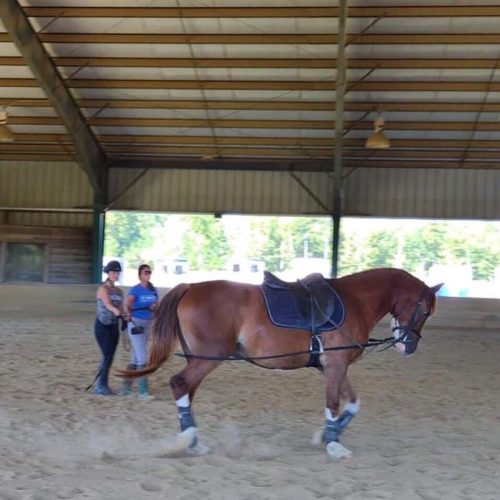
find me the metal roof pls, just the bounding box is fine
[2,1,500,194]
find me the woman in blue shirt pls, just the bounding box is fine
[122,264,158,399]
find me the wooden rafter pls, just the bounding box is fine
[109,156,500,171]
[22,6,500,18]
[5,56,500,70]
[5,78,500,93]
[4,142,500,162]
[6,98,500,113]
[0,152,494,170]
[8,115,500,132]
[9,134,500,150]
[4,32,500,45]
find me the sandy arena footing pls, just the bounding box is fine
[1,284,499,499]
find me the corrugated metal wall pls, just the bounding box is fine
[109,166,500,220]
[1,160,500,221]
[109,168,334,215]
[0,160,93,227]
[343,168,500,220]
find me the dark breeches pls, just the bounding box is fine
[94,319,120,386]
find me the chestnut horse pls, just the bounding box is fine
[122,268,442,458]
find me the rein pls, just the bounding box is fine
[172,286,433,363]
[174,335,398,362]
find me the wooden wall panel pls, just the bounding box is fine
[0,224,92,284]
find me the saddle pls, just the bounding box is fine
[261,271,345,334]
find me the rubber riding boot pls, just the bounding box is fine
[120,363,136,396]
[93,362,116,396]
[137,364,155,400]
[93,383,116,396]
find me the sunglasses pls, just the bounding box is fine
[143,270,152,274]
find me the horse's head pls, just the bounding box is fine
[390,282,443,356]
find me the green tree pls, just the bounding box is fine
[261,219,284,271]
[247,218,274,262]
[338,229,359,275]
[467,225,500,280]
[181,215,230,270]
[404,223,448,272]
[338,223,370,275]
[104,211,162,267]
[364,229,399,268]
[289,218,331,258]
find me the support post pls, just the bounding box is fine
[331,0,349,277]
[91,192,106,284]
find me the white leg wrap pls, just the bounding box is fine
[325,408,338,421]
[175,394,190,408]
[343,398,361,415]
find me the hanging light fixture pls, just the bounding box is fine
[365,114,390,149]
[0,108,14,142]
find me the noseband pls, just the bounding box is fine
[391,289,432,346]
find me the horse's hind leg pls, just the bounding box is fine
[170,359,222,450]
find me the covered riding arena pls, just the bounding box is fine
[1,1,500,498]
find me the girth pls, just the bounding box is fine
[261,271,346,368]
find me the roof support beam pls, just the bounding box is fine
[7,78,500,93]
[1,154,498,170]
[22,6,500,18]
[6,142,500,160]
[4,32,500,46]
[109,157,500,172]
[8,98,500,113]
[10,133,500,151]
[2,32,500,45]
[111,157,332,172]
[6,56,500,70]
[0,0,108,195]
[16,115,500,132]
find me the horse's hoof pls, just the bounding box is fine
[311,428,324,447]
[155,427,197,457]
[186,442,210,456]
[326,441,352,459]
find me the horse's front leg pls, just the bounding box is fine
[337,376,361,434]
[322,360,355,458]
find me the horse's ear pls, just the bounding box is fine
[430,283,444,294]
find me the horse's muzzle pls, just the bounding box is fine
[403,335,420,356]
[391,318,420,356]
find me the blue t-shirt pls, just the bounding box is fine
[128,284,158,320]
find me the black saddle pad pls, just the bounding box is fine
[260,278,345,332]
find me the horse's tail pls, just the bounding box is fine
[119,283,190,379]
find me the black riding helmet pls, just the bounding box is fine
[103,260,122,273]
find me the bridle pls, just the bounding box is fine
[390,288,432,347]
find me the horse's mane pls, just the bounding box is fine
[335,267,425,287]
